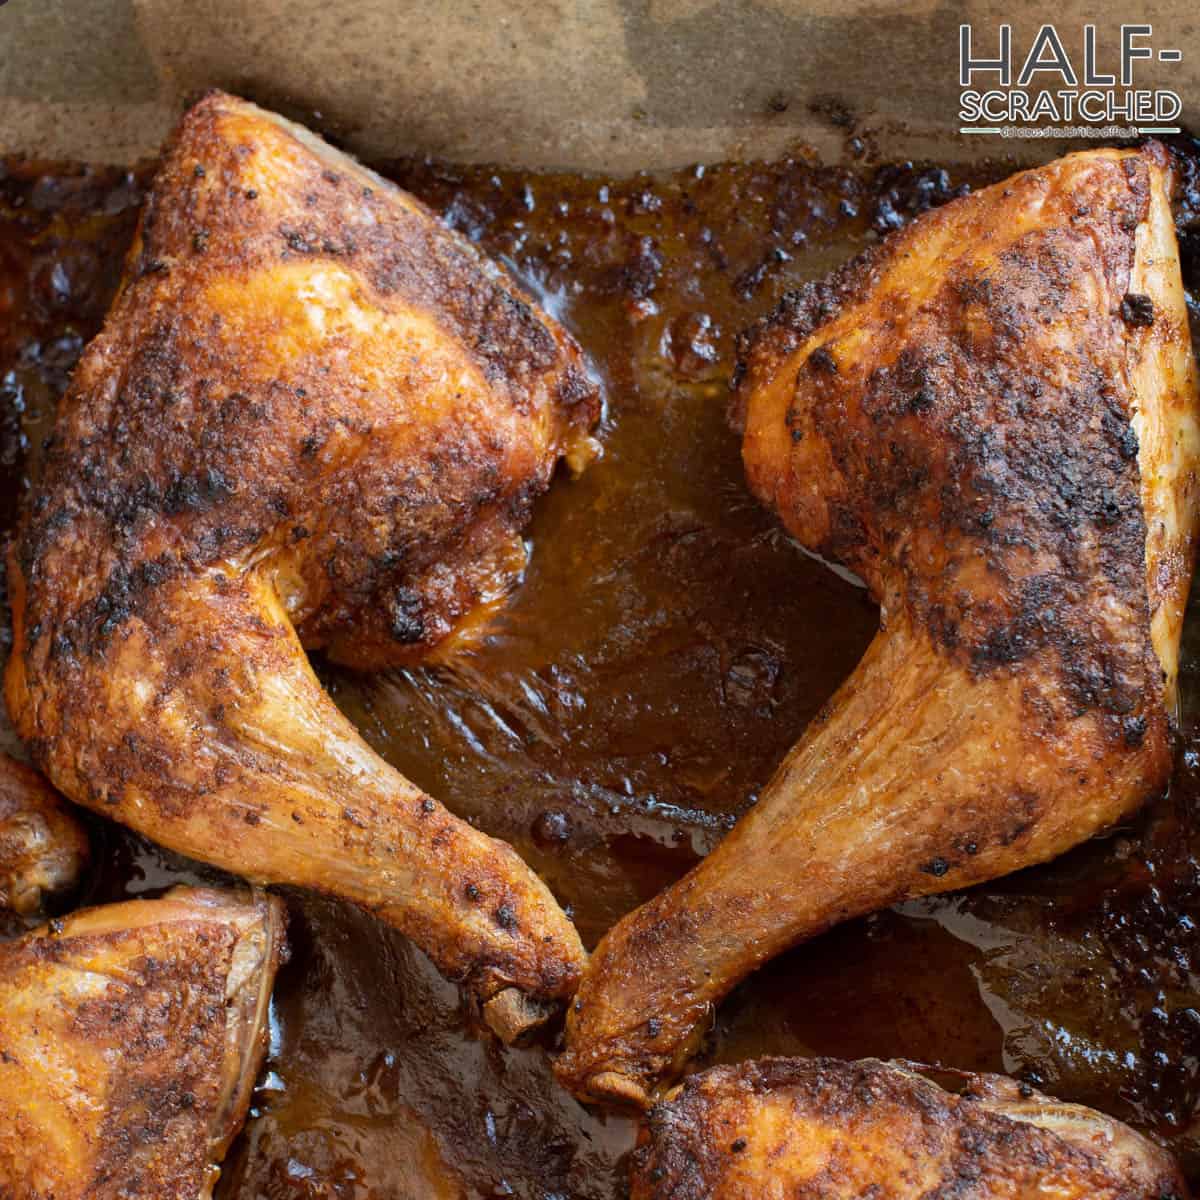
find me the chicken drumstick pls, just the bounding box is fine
[558,144,1200,1104]
[5,93,599,1038]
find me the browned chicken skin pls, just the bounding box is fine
[0,885,284,1199]
[0,752,88,914]
[559,145,1200,1104]
[630,1058,1190,1199]
[4,92,599,1037]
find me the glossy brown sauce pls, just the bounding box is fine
[1,140,1198,1196]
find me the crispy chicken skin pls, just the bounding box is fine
[630,1058,1189,1199]
[0,886,284,1199]
[4,92,598,1037]
[558,145,1200,1105]
[0,753,88,914]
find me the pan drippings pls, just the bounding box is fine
[1,142,1197,1197]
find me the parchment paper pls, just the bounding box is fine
[2,0,1199,169]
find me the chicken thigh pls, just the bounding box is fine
[559,144,1200,1103]
[631,1058,1189,1199]
[0,886,284,1199]
[5,92,599,1038]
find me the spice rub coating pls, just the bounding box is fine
[0,886,285,1199]
[631,1057,1189,1199]
[0,752,88,915]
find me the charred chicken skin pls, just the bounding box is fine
[0,752,88,914]
[630,1057,1190,1199]
[5,92,599,1038]
[0,886,284,1199]
[559,145,1200,1105]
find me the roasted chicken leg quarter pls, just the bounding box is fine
[558,144,1200,1104]
[5,92,600,1039]
[0,886,285,1199]
[0,752,88,915]
[630,1058,1190,1199]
